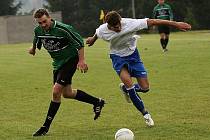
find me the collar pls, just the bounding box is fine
[50,19,56,29]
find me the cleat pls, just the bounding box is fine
[93,98,105,120]
[119,83,131,103]
[32,126,49,136]
[144,113,154,127]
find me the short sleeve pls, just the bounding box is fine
[96,27,103,39]
[130,18,148,31]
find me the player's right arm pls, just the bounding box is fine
[86,34,98,46]
[29,28,42,55]
[28,37,37,56]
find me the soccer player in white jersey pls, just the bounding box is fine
[86,11,191,127]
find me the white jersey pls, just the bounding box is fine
[95,18,148,57]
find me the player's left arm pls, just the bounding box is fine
[147,19,191,31]
[65,26,88,73]
[77,47,88,73]
[29,28,42,56]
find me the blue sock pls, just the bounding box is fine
[134,84,141,91]
[127,86,148,115]
[122,83,149,93]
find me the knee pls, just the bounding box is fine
[140,84,149,93]
[52,85,63,101]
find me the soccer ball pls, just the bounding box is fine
[115,128,134,140]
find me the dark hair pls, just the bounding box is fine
[105,11,121,26]
[33,8,50,18]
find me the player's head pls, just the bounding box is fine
[157,0,165,5]
[34,8,52,31]
[105,11,122,32]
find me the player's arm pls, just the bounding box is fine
[65,26,88,72]
[28,36,38,56]
[86,33,98,46]
[77,47,88,73]
[29,29,42,55]
[147,19,191,31]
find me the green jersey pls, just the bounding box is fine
[33,20,84,70]
[153,3,173,20]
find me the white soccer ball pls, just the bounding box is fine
[115,128,134,140]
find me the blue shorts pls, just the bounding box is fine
[110,49,147,78]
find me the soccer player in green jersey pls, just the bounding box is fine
[153,0,173,52]
[28,8,105,136]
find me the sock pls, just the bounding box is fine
[165,38,169,48]
[127,86,148,115]
[122,83,149,93]
[135,84,149,93]
[75,89,99,105]
[43,101,61,128]
[160,39,166,49]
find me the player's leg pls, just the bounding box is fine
[120,79,149,94]
[165,33,169,49]
[136,77,149,93]
[160,33,166,50]
[33,57,77,136]
[127,50,154,126]
[163,26,170,52]
[119,67,148,115]
[158,25,167,51]
[33,82,63,136]
[136,77,154,126]
[62,86,105,120]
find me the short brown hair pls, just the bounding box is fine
[33,8,50,18]
[105,11,121,26]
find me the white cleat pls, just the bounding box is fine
[119,83,131,103]
[144,113,154,127]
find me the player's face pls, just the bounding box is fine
[36,15,52,31]
[158,0,164,4]
[108,23,122,32]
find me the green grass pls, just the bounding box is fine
[0,31,210,140]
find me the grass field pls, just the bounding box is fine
[0,31,210,140]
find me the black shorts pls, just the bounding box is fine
[53,56,79,86]
[158,25,170,34]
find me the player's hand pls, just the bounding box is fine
[177,22,191,31]
[77,60,88,73]
[28,47,36,55]
[86,37,95,46]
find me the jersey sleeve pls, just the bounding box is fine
[66,25,84,49]
[127,18,148,32]
[95,25,104,39]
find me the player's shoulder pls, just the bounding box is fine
[122,18,147,24]
[122,18,133,21]
[55,20,71,29]
[153,4,160,10]
[34,25,42,34]
[97,23,108,31]
[164,3,172,8]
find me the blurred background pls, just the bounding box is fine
[0,0,210,44]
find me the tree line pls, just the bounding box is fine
[1,0,210,36]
